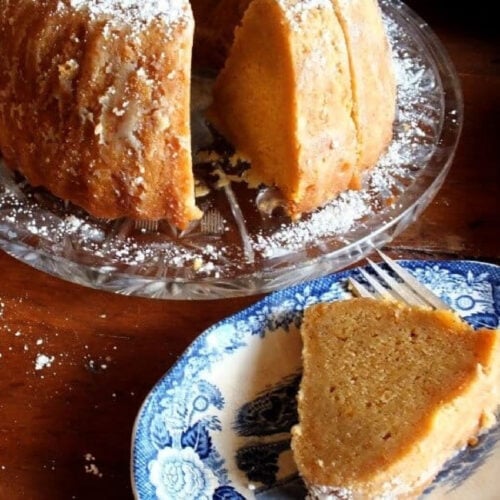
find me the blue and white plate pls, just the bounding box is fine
[131,260,500,499]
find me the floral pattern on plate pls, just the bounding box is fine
[132,260,500,499]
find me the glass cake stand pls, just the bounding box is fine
[0,0,463,300]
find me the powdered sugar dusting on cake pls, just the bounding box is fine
[62,0,189,28]
[278,0,332,29]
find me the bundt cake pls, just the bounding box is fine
[292,298,500,499]
[0,0,396,228]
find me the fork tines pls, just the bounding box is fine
[134,219,160,233]
[200,209,225,235]
[348,250,452,310]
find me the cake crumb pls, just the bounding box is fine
[84,453,103,478]
[192,257,203,271]
[84,463,103,477]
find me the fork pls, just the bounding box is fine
[348,250,452,310]
[134,219,160,233]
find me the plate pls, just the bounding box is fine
[0,1,463,299]
[131,259,500,499]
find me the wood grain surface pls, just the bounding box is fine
[0,3,498,499]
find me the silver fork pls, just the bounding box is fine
[134,219,160,233]
[348,250,452,310]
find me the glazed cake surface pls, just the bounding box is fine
[0,0,201,229]
[0,0,395,227]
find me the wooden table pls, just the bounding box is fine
[0,3,498,499]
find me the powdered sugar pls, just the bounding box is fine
[278,0,333,30]
[62,0,188,28]
[254,192,370,258]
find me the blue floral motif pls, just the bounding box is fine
[139,375,232,498]
[317,281,350,303]
[233,374,301,437]
[409,263,499,327]
[181,422,213,459]
[235,440,291,486]
[213,485,246,500]
[149,415,172,450]
[149,447,218,500]
[132,260,500,499]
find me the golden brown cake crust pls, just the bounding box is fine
[0,0,202,229]
[292,298,500,499]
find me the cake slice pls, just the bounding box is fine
[208,0,358,218]
[291,298,500,499]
